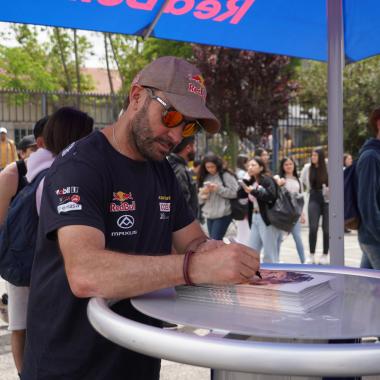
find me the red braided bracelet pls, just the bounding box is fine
[183,250,195,286]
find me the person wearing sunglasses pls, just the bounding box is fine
[22,56,260,380]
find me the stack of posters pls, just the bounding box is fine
[176,270,337,314]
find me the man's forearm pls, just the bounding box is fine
[183,235,209,253]
[66,249,185,300]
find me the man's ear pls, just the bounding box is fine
[129,85,145,110]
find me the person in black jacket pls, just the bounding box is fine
[238,157,281,263]
[300,148,329,264]
[167,136,198,218]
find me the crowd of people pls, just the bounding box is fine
[178,108,380,273]
[179,148,332,265]
[0,55,378,379]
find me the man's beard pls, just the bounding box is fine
[130,101,175,161]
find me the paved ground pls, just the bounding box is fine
[0,227,367,379]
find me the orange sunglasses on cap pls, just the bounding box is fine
[145,87,201,138]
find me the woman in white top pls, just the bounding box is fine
[238,157,280,263]
[275,157,305,263]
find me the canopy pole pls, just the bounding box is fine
[143,0,170,39]
[327,0,345,266]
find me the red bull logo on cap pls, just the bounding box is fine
[189,74,205,87]
[188,73,206,99]
[78,0,256,25]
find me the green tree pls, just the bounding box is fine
[0,25,58,90]
[191,46,298,139]
[48,27,94,93]
[0,24,94,93]
[297,57,380,155]
[190,46,298,168]
[107,35,192,93]
[0,46,58,90]
[142,38,192,62]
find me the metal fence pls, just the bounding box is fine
[0,89,327,170]
[201,103,327,171]
[0,89,124,143]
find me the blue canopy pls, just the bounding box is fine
[2,0,378,265]
[1,0,380,62]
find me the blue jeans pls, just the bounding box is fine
[278,219,305,263]
[290,220,305,263]
[207,215,232,240]
[359,243,380,270]
[248,213,281,263]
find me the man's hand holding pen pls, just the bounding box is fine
[189,240,260,286]
[227,237,262,281]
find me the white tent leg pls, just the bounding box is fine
[327,0,345,265]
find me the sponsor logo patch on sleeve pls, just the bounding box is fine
[57,202,83,214]
[56,186,79,196]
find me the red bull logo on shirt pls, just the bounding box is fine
[113,191,133,202]
[78,0,256,25]
[110,191,136,212]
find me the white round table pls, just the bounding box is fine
[87,264,380,378]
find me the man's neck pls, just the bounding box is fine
[103,118,145,161]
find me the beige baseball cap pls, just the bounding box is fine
[133,56,220,134]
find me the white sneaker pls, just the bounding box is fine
[305,254,316,264]
[319,254,330,265]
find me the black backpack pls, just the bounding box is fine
[15,159,28,195]
[0,169,48,286]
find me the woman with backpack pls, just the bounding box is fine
[238,157,281,263]
[0,107,93,376]
[300,148,329,264]
[197,154,239,240]
[0,117,47,376]
[275,157,306,263]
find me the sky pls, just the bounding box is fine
[0,21,107,68]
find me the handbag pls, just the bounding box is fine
[267,180,304,232]
[219,172,247,221]
[230,198,248,221]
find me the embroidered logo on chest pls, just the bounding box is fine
[110,191,136,213]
